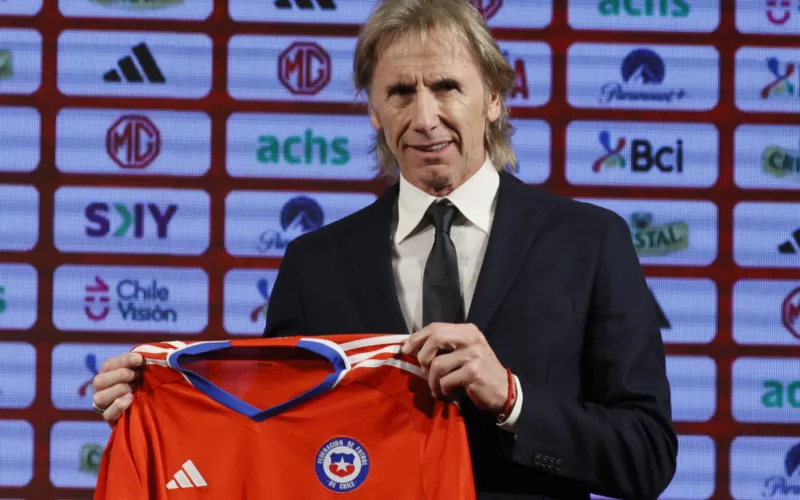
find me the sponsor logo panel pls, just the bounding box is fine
[566,120,718,188]
[229,0,373,24]
[0,28,41,95]
[0,263,38,331]
[0,0,42,16]
[497,41,551,108]
[51,343,135,410]
[472,0,552,29]
[0,342,35,409]
[226,112,376,181]
[53,186,210,256]
[732,357,800,424]
[646,277,717,344]
[575,198,718,267]
[223,268,279,336]
[735,123,800,190]
[733,279,800,345]
[228,35,363,103]
[730,436,800,499]
[52,265,208,334]
[58,30,212,100]
[0,420,33,487]
[49,421,111,489]
[666,355,717,422]
[56,108,210,177]
[567,43,719,111]
[508,118,551,185]
[0,106,39,173]
[225,191,377,258]
[734,201,800,268]
[0,185,39,252]
[59,0,212,20]
[737,0,800,35]
[736,47,800,114]
[569,0,720,33]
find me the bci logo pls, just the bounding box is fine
[594,130,683,173]
[278,42,331,95]
[85,202,177,238]
[258,129,349,165]
[106,115,160,169]
[84,276,177,323]
[258,196,324,252]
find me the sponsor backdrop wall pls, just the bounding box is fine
[0,0,798,498]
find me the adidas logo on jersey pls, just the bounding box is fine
[166,459,207,490]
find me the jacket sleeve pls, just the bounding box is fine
[502,211,678,500]
[263,240,306,338]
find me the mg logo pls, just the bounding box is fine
[472,0,503,20]
[278,42,331,95]
[106,115,160,169]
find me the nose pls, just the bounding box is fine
[409,89,440,135]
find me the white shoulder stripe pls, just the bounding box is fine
[346,345,401,364]
[339,334,409,352]
[133,345,176,354]
[351,358,425,380]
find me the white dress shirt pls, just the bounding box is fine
[391,158,523,432]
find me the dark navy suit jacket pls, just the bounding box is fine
[264,171,678,499]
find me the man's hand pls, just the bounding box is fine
[401,323,509,414]
[92,352,144,426]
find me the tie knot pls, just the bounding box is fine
[425,200,458,234]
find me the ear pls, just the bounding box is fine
[369,106,382,131]
[485,90,501,123]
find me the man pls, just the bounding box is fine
[91,0,678,498]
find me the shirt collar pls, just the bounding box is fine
[394,157,500,244]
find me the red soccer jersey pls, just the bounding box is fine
[94,334,475,499]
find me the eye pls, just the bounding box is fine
[387,84,415,97]
[433,79,460,93]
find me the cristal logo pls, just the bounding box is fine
[250,278,271,323]
[629,212,688,256]
[766,0,798,25]
[501,50,529,100]
[106,115,160,169]
[761,442,800,497]
[0,285,5,315]
[600,48,687,104]
[77,354,100,397]
[85,277,110,321]
[471,0,502,21]
[598,0,689,17]
[594,130,683,173]
[761,57,796,99]
[257,130,349,165]
[85,202,177,238]
[278,42,331,95]
[79,443,103,475]
[782,287,800,340]
[763,142,800,179]
[258,196,325,252]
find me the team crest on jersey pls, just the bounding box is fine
[314,437,370,492]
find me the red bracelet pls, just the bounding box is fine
[498,367,515,421]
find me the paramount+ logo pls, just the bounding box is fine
[278,42,331,95]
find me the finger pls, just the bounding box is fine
[438,363,475,399]
[92,378,137,412]
[92,366,142,396]
[417,326,473,370]
[428,351,468,399]
[103,392,134,425]
[401,323,438,356]
[100,352,143,374]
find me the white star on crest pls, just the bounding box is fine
[333,457,351,472]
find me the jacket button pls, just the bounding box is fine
[533,454,542,466]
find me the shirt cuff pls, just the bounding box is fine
[497,374,522,433]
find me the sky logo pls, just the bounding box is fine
[594,130,626,171]
[762,57,796,99]
[85,202,177,239]
[257,196,325,253]
[250,278,271,323]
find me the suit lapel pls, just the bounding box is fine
[467,172,547,333]
[344,183,409,334]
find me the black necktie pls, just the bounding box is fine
[422,201,464,327]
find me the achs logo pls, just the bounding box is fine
[778,228,800,254]
[782,287,800,340]
[90,0,183,8]
[649,288,671,329]
[762,443,800,497]
[104,43,165,84]
[85,277,110,321]
[257,196,324,252]
[766,0,799,25]
[471,0,503,20]
[250,278,271,323]
[594,130,684,173]
[315,437,370,493]
[763,142,800,179]
[761,57,796,99]
[0,49,11,79]
[85,202,178,239]
[501,50,529,100]
[257,129,349,165]
[278,42,331,95]
[599,0,689,17]
[77,354,100,397]
[600,48,687,105]
[629,212,688,256]
[79,443,103,475]
[274,0,336,9]
[107,115,161,169]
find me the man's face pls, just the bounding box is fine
[368,29,500,195]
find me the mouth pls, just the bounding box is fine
[408,141,453,153]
